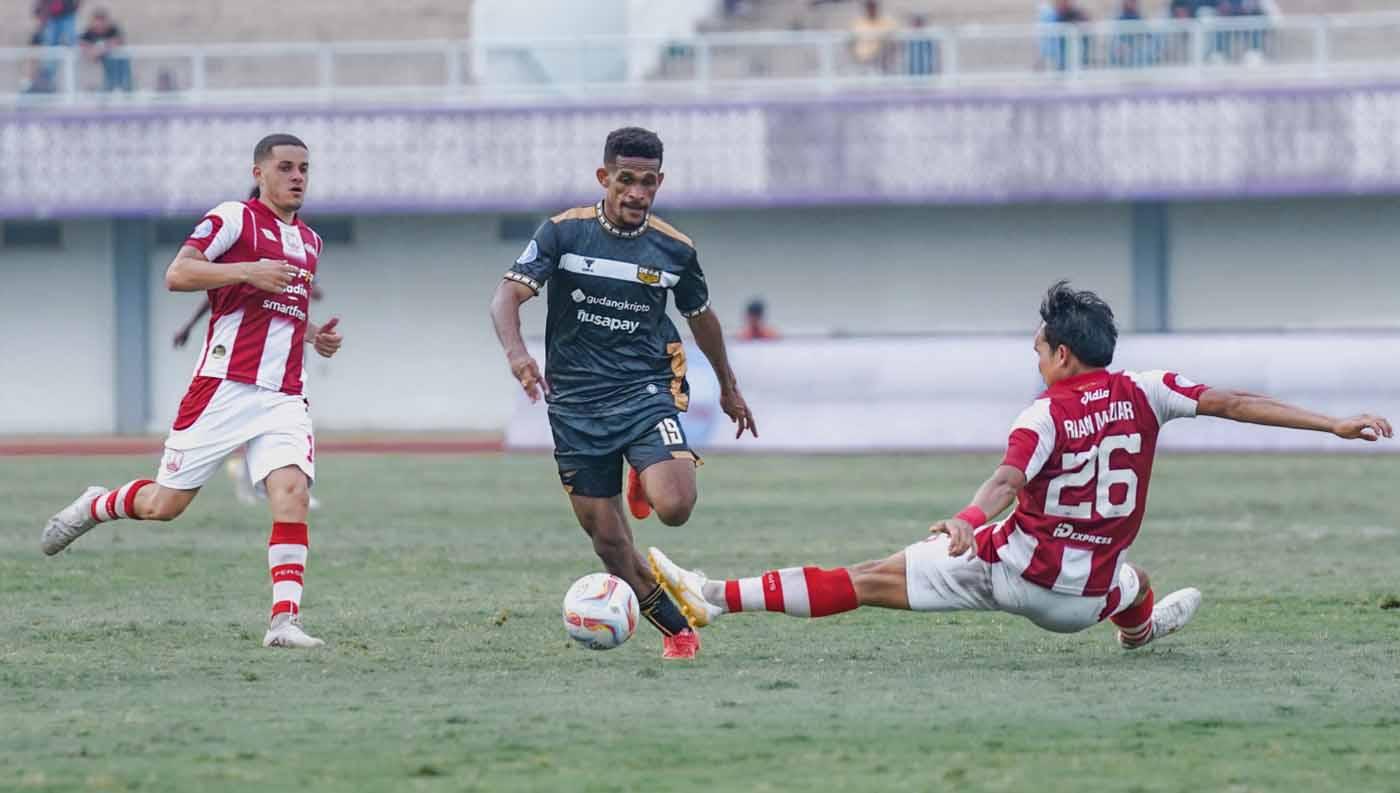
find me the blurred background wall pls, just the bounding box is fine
[1,0,1397,445]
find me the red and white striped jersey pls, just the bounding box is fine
[181,199,322,396]
[976,369,1210,598]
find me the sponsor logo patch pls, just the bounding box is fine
[516,239,538,265]
[190,219,214,239]
[262,229,278,242]
[637,267,662,286]
[1080,388,1111,406]
[163,449,184,473]
[1051,523,1113,545]
[576,309,640,334]
[575,294,650,313]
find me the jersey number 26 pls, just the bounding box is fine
[1044,433,1141,520]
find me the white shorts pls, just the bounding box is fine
[904,534,1140,634]
[156,379,315,492]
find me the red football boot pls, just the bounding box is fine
[626,466,652,520]
[661,628,700,660]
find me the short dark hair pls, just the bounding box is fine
[604,127,663,167]
[253,133,307,163]
[1039,280,1117,367]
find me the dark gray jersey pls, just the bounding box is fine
[506,202,710,420]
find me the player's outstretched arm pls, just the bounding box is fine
[490,279,547,403]
[930,465,1027,556]
[687,310,757,438]
[165,245,297,294]
[1196,388,1393,442]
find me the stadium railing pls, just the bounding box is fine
[1,12,1398,107]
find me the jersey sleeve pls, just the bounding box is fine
[183,202,246,262]
[1001,398,1057,480]
[673,248,710,318]
[1129,370,1211,426]
[504,220,560,295]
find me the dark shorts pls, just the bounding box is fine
[551,410,699,498]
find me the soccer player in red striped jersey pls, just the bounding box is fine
[41,134,344,649]
[650,281,1392,649]
[174,278,327,511]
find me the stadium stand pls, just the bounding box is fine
[701,0,1394,32]
[2,1,475,96]
[3,1,473,46]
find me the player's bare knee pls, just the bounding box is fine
[653,496,694,527]
[265,472,309,510]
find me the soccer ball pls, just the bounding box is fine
[562,573,639,650]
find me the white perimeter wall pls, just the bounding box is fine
[3,197,1397,433]
[0,221,114,433]
[1169,198,1400,330]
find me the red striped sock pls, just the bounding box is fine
[722,566,859,618]
[1112,587,1155,647]
[268,522,308,618]
[89,480,154,523]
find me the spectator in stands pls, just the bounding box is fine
[1111,0,1151,67]
[1161,1,1195,64]
[849,0,896,74]
[723,0,753,17]
[80,8,130,92]
[1236,0,1270,61]
[21,27,56,94]
[904,14,937,77]
[736,299,780,341]
[1044,0,1091,71]
[34,0,80,47]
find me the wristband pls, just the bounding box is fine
[954,505,987,528]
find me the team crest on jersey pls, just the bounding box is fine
[515,240,538,265]
[636,266,662,285]
[163,449,184,473]
[191,219,214,239]
[211,344,227,359]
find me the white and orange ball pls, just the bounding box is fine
[562,573,639,650]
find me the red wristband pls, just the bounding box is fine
[954,505,987,528]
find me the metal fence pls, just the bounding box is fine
[3,12,1400,107]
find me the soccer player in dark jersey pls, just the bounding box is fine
[490,127,758,660]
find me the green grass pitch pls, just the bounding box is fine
[3,452,1399,792]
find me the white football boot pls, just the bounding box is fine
[1119,587,1202,649]
[262,613,325,648]
[648,547,724,628]
[41,486,108,556]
